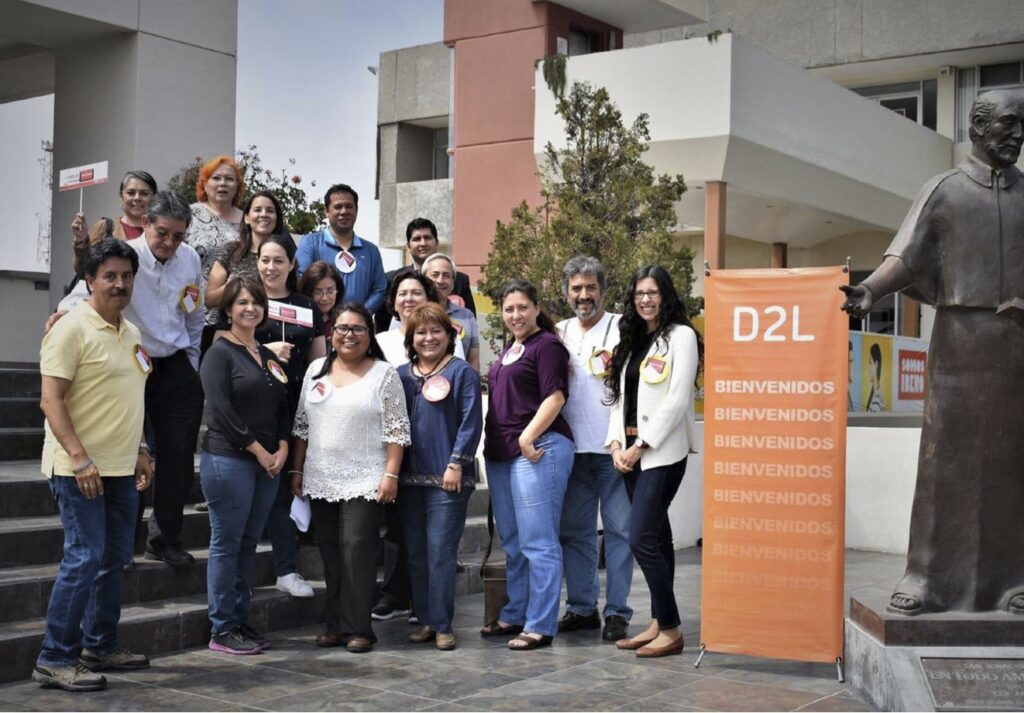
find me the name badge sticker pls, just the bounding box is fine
[179,284,201,313]
[306,379,331,403]
[267,359,288,384]
[451,319,466,339]
[502,344,525,365]
[133,344,152,375]
[422,375,452,402]
[335,250,357,274]
[587,348,613,378]
[640,355,671,384]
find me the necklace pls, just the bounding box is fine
[230,331,260,355]
[413,354,453,379]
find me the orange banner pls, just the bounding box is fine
[701,267,847,664]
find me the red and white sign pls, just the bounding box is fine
[268,300,314,328]
[58,161,109,191]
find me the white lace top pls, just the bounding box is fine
[293,358,411,502]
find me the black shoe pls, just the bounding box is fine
[238,625,271,649]
[602,615,629,641]
[145,544,195,567]
[557,610,601,632]
[371,593,411,621]
[208,630,264,655]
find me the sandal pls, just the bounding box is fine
[886,592,923,616]
[508,633,553,651]
[480,621,524,638]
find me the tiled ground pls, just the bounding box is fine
[0,548,903,711]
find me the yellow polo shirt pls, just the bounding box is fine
[40,301,149,478]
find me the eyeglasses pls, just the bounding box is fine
[311,288,337,298]
[330,325,368,336]
[634,290,662,301]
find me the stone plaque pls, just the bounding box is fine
[921,658,1024,711]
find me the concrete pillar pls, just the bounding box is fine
[771,242,788,268]
[49,30,235,308]
[704,181,726,270]
[900,295,921,337]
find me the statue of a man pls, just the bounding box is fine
[842,89,1024,616]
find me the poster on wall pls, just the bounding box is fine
[893,337,928,411]
[702,267,847,665]
[848,335,863,411]
[859,333,893,413]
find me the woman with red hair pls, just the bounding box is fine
[187,155,246,296]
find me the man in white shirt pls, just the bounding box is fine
[556,256,634,641]
[124,191,205,567]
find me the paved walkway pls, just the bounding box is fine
[0,548,904,711]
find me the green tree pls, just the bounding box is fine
[478,81,699,344]
[167,146,325,234]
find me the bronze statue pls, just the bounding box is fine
[841,89,1024,616]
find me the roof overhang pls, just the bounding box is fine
[534,34,954,247]
[540,0,706,33]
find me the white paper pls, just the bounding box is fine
[289,495,311,532]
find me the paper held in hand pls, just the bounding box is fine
[58,160,109,212]
[268,301,315,328]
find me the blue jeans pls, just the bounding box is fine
[486,432,574,636]
[399,485,471,633]
[265,463,298,577]
[560,452,634,620]
[624,457,687,629]
[200,452,278,635]
[38,475,139,667]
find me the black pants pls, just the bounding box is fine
[146,350,203,549]
[311,497,379,641]
[379,503,410,606]
[623,456,687,629]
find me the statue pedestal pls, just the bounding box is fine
[847,593,1024,711]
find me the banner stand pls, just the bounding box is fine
[693,644,846,683]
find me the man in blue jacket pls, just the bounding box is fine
[296,184,386,313]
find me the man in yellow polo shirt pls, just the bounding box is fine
[33,238,155,693]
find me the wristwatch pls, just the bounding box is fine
[634,438,650,450]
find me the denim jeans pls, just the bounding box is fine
[200,452,278,635]
[399,485,471,633]
[560,452,634,620]
[486,431,574,636]
[37,475,139,667]
[624,457,687,629]
[265,459,298,578]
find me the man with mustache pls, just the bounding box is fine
[554,256,634,641]
[842,89,1024,616]
[34,239,154,691]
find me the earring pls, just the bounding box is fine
[227,317,232,324]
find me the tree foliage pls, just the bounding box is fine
[478,82,699,343]
[167,146,326,235]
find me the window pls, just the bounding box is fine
[955,61,1024,142]
[852,81,937,130]
[849,270,897,335]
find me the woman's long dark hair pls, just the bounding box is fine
[498,279,556,346]
[604,265,704,404]
[257,233,299,293]
[314,302,387,378]
[229,191,286,264]
[386,272,440,318]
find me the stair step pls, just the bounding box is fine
[0,428,44,462]
[0,368,40,400]
[0,399,42,429]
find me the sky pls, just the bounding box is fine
[1,0,444,273]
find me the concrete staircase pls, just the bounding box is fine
[0,364,491,684]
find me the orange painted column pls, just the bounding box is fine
[704,181,727,270]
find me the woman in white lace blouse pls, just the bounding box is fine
[290,302,410,654]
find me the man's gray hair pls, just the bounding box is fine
[562,256,606,294]
[968,90,1019,143]
[147,190,192,228]
[423,252,456,272]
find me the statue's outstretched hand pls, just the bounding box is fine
[840,284,873,318]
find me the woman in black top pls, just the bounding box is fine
[200,276,291,655]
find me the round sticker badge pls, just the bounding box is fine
[179,283,201,313]
[501,344,525,366]
[587,348,613,378]
[133,344,152,375]
[451,319,466,339]
[306,379,331,404]
[640,355,671,384]
[267,359,288,384]
[335,250,357,274]
[422,375,452,402]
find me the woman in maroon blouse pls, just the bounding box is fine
[482,279,574,650]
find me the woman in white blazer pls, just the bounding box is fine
[604,265,702,659]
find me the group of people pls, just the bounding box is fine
[32,154,702,693]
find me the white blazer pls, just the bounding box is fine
[605,324,699,470]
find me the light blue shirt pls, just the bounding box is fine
[296,229,387,313]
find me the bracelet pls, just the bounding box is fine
[383,473,399,481]
[72,458,94,475]
[447,462,463,470]
[288,470,304,476]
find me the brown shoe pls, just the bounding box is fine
[435,632,456,651]
[316,632,343,648]
[616,634,656,651]
[408,625,435,643]
[636,636,684,658]
[346,636,373,653]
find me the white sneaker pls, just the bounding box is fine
[276,573,314,598]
